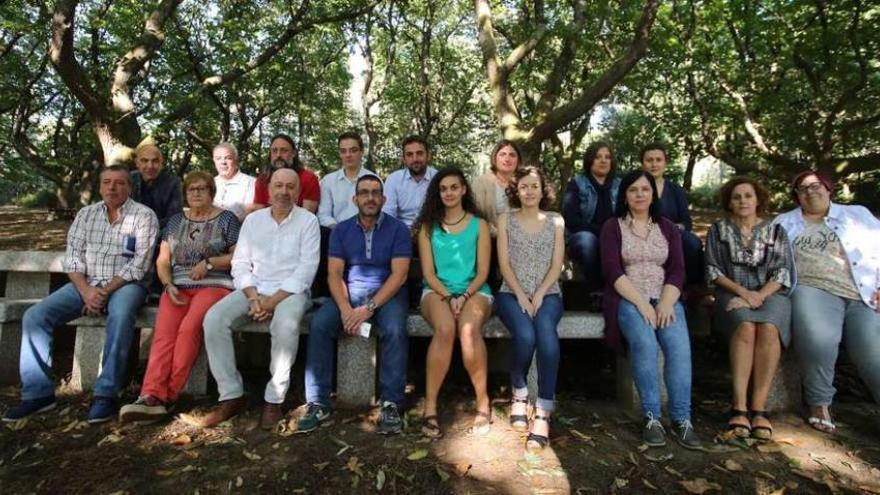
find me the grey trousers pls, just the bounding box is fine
[203,290,311,404]
[792,285,880,407]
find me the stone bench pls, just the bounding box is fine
[68,306,611,408]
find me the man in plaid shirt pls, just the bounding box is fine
[3,165,159,424]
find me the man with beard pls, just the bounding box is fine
[3,166,159,423]
[131,143,182,229]
[212,142,256,221]
[298,175,412,435]
[382,135,437,229]
[253,133,320,213]
[190,168,320,430]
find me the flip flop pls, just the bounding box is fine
[421,415,443,439]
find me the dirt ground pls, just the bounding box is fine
[1,207,879,494]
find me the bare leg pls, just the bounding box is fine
[729,322,756,428]
[751,323,781,433]
[457,295,492,417]
[422,293,457,418]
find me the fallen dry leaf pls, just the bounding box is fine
[435,465,450,482]
[235,476,243,488]
[679,478,722,494]
[313,462,330,471]
[455,462,472,477]
[376,469,386,490]
[758,471,776,480]
[345,456,364,477]
[644,452,674,463]
[664,466,683,478]
[242,450,261,461]
[756,443,782,453]
[98,433,123,447]
[642,479,658,490]
[723,459,744,472]
[407,449,429,461]
[6,419,28,431]
[170,433,192,446]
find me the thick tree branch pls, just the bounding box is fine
[49,0,104,116]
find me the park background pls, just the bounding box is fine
[1,1,879,494]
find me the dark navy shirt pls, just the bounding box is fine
[131,170,183,230]
[328,213,412,294]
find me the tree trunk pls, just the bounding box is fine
[683,147,698,191]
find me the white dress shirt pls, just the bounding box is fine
[214,171,256,220]
[317,166,377,228]
[231,206,320,295]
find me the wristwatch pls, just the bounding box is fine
[204,258,214,270]
[365,298,377,313]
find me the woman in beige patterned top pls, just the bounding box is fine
[495,166,565,451]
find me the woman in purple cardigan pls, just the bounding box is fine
[600,170,702,450]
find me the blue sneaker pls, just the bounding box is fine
[295,403,331,434]
[2,396,57,422]
[87,396,119,424]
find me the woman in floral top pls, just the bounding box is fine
[705,176,793,440]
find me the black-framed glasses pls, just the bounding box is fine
[795,183,824,195]
[187,186,209,193]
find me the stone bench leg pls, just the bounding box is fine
[616,351,667,415]
[335,336,377,407]
[766,351,802,412]
[0,322,22,384]
[183,348,209,397]
[71,326,106,392]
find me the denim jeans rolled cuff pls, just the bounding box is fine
[495,292,562,414]
[617,299,693,422]
[792,284,880,407]
[20,282,146,400]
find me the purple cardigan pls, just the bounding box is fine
[599,216,685,352]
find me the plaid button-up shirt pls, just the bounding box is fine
[63,198,159,287]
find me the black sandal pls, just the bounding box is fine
[509,397,529,432]
[727,408,751,438]
[750,410,772,441]
[526,414,550,451]
[421,415,443,439]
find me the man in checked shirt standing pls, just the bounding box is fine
[2,165,159,424]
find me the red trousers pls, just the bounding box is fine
[140,287,230,402]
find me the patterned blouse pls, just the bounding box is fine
[619,217,669,299]
[499,212,561,296]
[705,218,793,291]
[164,210,241,289]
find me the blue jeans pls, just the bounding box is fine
[495,292,562,411]
[617,299,692,422]
[20,282,147,400]
[792,285,880,407]
[681,230,704,286]
[566,231,601,289]
[304,288,409,408]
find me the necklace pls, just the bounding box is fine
[626,216,653,240]
[442,212,468,226]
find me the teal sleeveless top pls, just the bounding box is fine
[426,216,492,296]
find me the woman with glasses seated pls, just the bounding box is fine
[773,171,880,434]
[120,171,241,424]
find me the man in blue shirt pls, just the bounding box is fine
[382,135,437,228]
[298,175,412,435]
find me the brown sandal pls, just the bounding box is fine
[750,410,772,440]
[421,415,443,439]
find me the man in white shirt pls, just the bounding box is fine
[193,168,320,429]
[317,132,377,228]
[212,142,256,220]
[382,135,437,228]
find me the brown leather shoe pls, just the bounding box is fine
[260,403,283,430]
[182,396,248,428]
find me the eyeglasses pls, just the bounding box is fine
[795,182,825,195]
[187,186,209,193]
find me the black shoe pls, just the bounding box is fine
[642,414,666,447]
[673,419,702,450]
[376,402,402,435]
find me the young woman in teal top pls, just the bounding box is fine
[415,167,493,438]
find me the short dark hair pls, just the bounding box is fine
[183,171,217,204]
[490,140,522,172]
[639,142,668,162]
[337,131,364,150]
[719,176,769,215]
[506,166,555,210]
[401,135,429,154]
[356,174,383,194]
[101,165,133,186]
[582,141,617,177]
[616,169,661,221]
[790,170,834,204]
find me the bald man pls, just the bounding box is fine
[194,168,320,430]
[131,143,182,229]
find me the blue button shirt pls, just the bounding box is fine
[382,166,437,228]
[328,213,413,294]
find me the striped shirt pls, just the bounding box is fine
[63,198,160,287]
